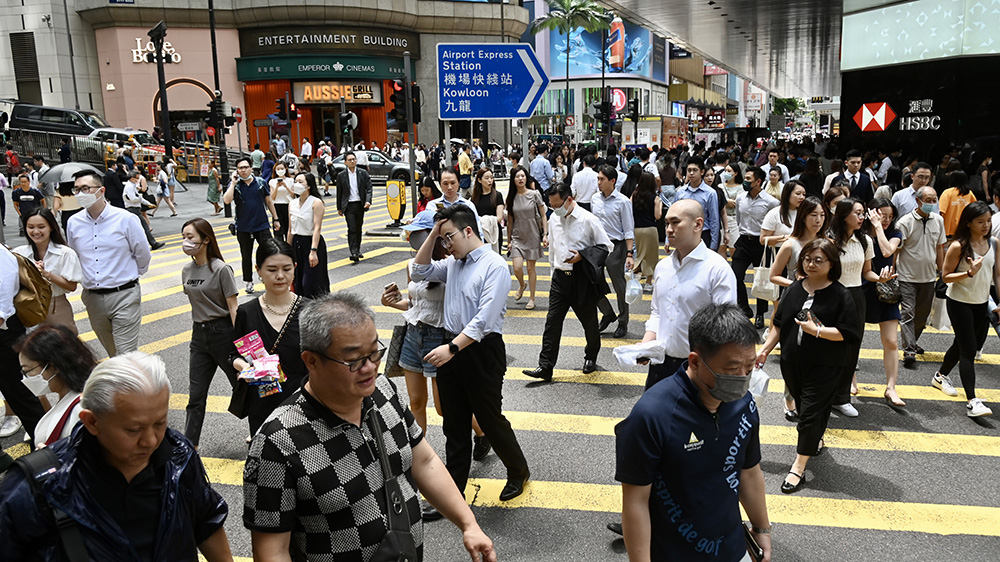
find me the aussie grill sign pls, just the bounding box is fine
[293,82,382,104]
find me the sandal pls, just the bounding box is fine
[814,439,825,456]
[515,282,526,301]
[884,389,906,407]
[783,408,799,422]
[525,299,536,310]
[781,470,805,494]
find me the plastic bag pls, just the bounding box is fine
[625,271,643,305]
[613,340,667,367]
[749,366,770,397]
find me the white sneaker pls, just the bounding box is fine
[975,350,983,361]
[0,416,22,438]
[833,403,859,417]
[245,281,256,294]
[932,372,959,397]
[967,398,993,417]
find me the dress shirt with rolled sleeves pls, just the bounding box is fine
[674,183,721,249]
[590,189,635,241]
[66,203,151,290]
[426,195,482,228]
[410,245,509,341]
[0,245,18,326]
[735,190,779,237]
[646,241,739,359]
[891,187,918,217]
[123,179,144,208]
[548,205,613,272]
[570,167,600,204]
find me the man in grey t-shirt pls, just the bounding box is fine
[896,186,946,368]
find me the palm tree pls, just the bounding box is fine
[532,0,610,138]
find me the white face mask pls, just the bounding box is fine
[76,191,102,209]
[553,204,569,217]
[182,240,203,255]
[22,364,53,396]
[291,182,306,196]
[276,169,286,177]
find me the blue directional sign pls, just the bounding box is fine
[437,43,549,120]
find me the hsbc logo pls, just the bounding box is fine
[853,102,897,132]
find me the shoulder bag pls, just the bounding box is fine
[228,296,301,418]
[367,408,419,562]
[383,324,408,378]
[8,247,53,327]
[750,246,781,302]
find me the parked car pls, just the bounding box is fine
[7,103,110,136]
[329,150,418,184]
[86,127,180,162]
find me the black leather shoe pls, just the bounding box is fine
[522,367,553,382]
[150,241,165,251]
[421,501,444,522]
[598,313,618,332]
[903,352,916,369]
[499,471,529,501]
[781,471,805,494]
[582,359,597,374]
[350,254,359,263]
[473,435,492,461]
[754,314,765,329]
[358,253,364,259]
[607,521,623,536]
[915,345,925,354]
[613,325,627,338]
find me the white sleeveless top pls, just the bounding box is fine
[947,238,995,305]
[402,261,445,328]
[289,195,317,236]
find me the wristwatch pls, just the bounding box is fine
[752,526,772,534]
[447,341,460,354]
[626,249,634,256]
[311,247,319,252]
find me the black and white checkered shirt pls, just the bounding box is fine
[243,375,424,561]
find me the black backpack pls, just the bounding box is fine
[13,449,91,561]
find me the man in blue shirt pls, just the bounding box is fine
[529,143,554,192]
[615,303,772,562]
[674,156,721,250]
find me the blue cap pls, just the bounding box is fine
[401,209,437,231]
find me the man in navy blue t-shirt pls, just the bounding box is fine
[615,303,772,562]
[222,157,281,294]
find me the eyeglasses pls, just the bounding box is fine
[71,185,101,195]
[20,363,47,378]
[311,341,386,372]
[802,257,827,266]
[439,230,462,249]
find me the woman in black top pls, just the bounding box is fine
[472,167,505,253]
[230,238,308,436]
[757,238,862,494]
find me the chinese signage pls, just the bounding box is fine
[707,109,726,127]
[899,98,941,131]
[293,81,383,104]
[132,38,181,63]
[239,27,420,58]
[236,55,410,81]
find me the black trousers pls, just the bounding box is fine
[60,208,82,236]
[941,298,989,400]
[834,286,866,405]
[597,240,628,330]
[783,358,840,456]
[0,315,45,444]
[185,317,239,446]
[237,229,272,283]
[273,203,289,242]
[644,355,687,391]
[127,206,157,246]
[344,201,365,257]
[539,269,601,369]
[731,234,768,317]
[291,234,330,297]
[438,334,528,494]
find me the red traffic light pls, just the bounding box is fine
[392,80,404,92]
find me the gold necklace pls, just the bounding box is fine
[262,293,295,315]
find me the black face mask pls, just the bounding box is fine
[742,180,755,192]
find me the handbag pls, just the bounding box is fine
[750,247,780,302]
[9,247,53,327]
[229,296,301,418]
[367,409,419,562]
[533,191,544,234]
[383,324,408,378]
[876,277,902,304]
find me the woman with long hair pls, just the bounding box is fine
[15,324,97,447]
[13,207,82,333]
[230,238,308,436]
[506,165,547,310]
[828,198,895,417]
[823,183,850,213]
[620,162,643,198]
[863,198,905,407]
[933,201,997,417]
[720,163,743,258]
[417,176,442,213]
[180,218,241,447]
[472,167,505,253]
[757,238,863,493]
[761,180,807,251]
[799,158,824,198]
[152,159,177,217]
[269,161,294,242]
[631,171,663,292]
[287,173,329,297]
[207,159,222,215]
[939,170,976,237]
[552,153,569,184]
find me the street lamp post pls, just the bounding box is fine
[148,22,173,165]
[207,0,232,217]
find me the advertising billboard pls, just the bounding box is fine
[547,16,667,83]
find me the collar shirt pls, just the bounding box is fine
[891,187,919,217]
[674,183,721,249]
[530,155,554,190]
[411,245,509,340]
[66,203,151,290]
[348,169,360,201]
[548,205,613,272]
[0,245,17,325]
[472,146,484,160]
[591,189,635,241]
[761,162,790,183]
[896,210,946,283]
[645,242,738,358]
[615,362,761,561]
[426,196,482,227]
[123,179,143,207]
[735,190,779,237]
[272,138,286,155]
[12,243,83,297]
[243,380,424,562]
[571,167,600,204]
[300,141,312,157]
[877,157,893,182]
[354,150,368,166]
[458,152,474,175]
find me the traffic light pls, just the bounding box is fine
[628,98,640,123]
[410,84,421,124]
[289,103,299,122]
[339,111,356,135]
[206,98,222,131]
[389,79,408,124]
[275,98,287,120]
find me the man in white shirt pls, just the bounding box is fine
[123,169,163,250]
[639,148,660,189]
[732,167,779,328]
[66,169,152,357]
[760,148,790,184]
[835,149,875,202]
[524,182,613,381]
[30,155,54,210]
[876,148,893,183]
[593,165,635,338]
[427,169,481,226]
[891,162,933,217]
[336,152,373,262]
[300,137,313,162]
[571,155,600,211]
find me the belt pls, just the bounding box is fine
[555,269,573,276]
[415,321,441,330]
[87,279,138,295]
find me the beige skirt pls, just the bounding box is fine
[633,226,660,280]
[45,294,78,334]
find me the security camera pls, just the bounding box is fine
[41,14,52,24]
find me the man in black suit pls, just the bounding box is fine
[836,149,875,203]
[336,151,373,262]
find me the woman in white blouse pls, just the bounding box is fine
[269,161,294,242]
[16,324,97,447]
[14,208,83,333]
[286,173,329,297]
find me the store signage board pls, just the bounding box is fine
[437,43,548,120]
[236,55,411,82]
[177,122,200,132]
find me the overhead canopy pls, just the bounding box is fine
[602,0,843,98]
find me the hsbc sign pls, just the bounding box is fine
[854,100,942,132]
[853,102,896,132]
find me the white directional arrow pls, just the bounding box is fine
[518,48,544,114]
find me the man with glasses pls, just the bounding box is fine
[336,152,373,263]
[674,156,721,250]
[412,205,531,502]
[892,161,933,217]
[244,292,497,562]
[65,170,152,357]
[223,157,281,293]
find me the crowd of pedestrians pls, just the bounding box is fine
[0,134,998,562]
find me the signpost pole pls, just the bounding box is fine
[403,51,418,217]
[207,0,231,217]
[445,122,452,169]
[236,116,243,156]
